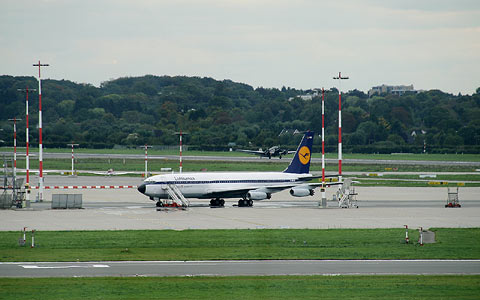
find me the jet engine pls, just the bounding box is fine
[289,188,314,197]
[247,191,271,200]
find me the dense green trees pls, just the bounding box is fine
[0,75,479,153]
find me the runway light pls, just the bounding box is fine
[404,225,409,244]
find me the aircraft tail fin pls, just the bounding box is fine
[283,131,314,174]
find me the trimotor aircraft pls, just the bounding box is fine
[137,131,338,207]
[236,146,295,159]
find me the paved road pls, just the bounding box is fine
[3,151,480,166]
[1,260,479,277]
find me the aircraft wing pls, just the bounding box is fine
[296,175,340,181]
[236,149,265,156]
[83,171,133,176]
[203,183,299,199]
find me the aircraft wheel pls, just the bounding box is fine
[249,200,253,206]
[156,201,163,207]
[220,199,225,206]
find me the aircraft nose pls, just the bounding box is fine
[137,183,146,194]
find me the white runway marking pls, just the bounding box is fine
[21,264,109,269]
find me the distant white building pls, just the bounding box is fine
[368,84,416,97]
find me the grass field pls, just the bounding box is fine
[1,275,479,299]
[1,228,479,262]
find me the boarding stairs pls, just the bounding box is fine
[337,178,358,208]
[163,184,190,208]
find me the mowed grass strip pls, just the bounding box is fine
[0,228,479,262]
[0,275,479,300]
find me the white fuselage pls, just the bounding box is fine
[142,171,312,200]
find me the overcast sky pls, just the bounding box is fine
[1,0,479,94]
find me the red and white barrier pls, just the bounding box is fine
[1,185,136,190]
[30,185,137,190]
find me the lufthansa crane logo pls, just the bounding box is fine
[298,146,311,165]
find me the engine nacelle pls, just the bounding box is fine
[289,188,314,197]
[247,191,271,200]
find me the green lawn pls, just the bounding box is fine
[1,275,479,300]
[1,228,479,262]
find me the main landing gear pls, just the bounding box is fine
[238,199,253,207]
[210,198,225,207]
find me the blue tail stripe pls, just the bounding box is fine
[283,131,314,174]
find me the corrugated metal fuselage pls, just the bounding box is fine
[142,172,310,200]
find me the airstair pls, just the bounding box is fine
[445,187,461,208]
[337,178,358,208]
[162,184,190,208]
[1,155,26,209]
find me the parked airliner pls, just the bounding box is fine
[137,131,337,207]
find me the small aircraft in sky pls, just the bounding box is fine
[236,146,296,159]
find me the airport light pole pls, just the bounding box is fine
[8,118,22,179]
[67,143,79,176]
[33,61,49,202]
[321,88,326,206]
[17,88,36,196]
[333,72,349,184]
[139,144,152,178]
[174,131,188,173]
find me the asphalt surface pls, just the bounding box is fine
[2,260,479,277]
[1,175,479,230]
[1,175,479,278]
[3,151,480,166]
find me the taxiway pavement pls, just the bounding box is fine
[2,260,479,277]
[1,176,479,231]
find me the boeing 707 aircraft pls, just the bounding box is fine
[137,131,337,207]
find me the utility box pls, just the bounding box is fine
[52,194,82,209]
[0,194,13,209]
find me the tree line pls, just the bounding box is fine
[1,75,479,153]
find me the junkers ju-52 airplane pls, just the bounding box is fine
[137,131,339,207]
[236,145,295,159]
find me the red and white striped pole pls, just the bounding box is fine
[33,61,49,202]
[179,131,183,173]
[26,90,29,186]
[67,143,79,176]
[17,88,36,189]
[333,72,348,183]
[23,227,27,245]
[144,144,148,177]
[8,118,22,179]
[321,88,326,203]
